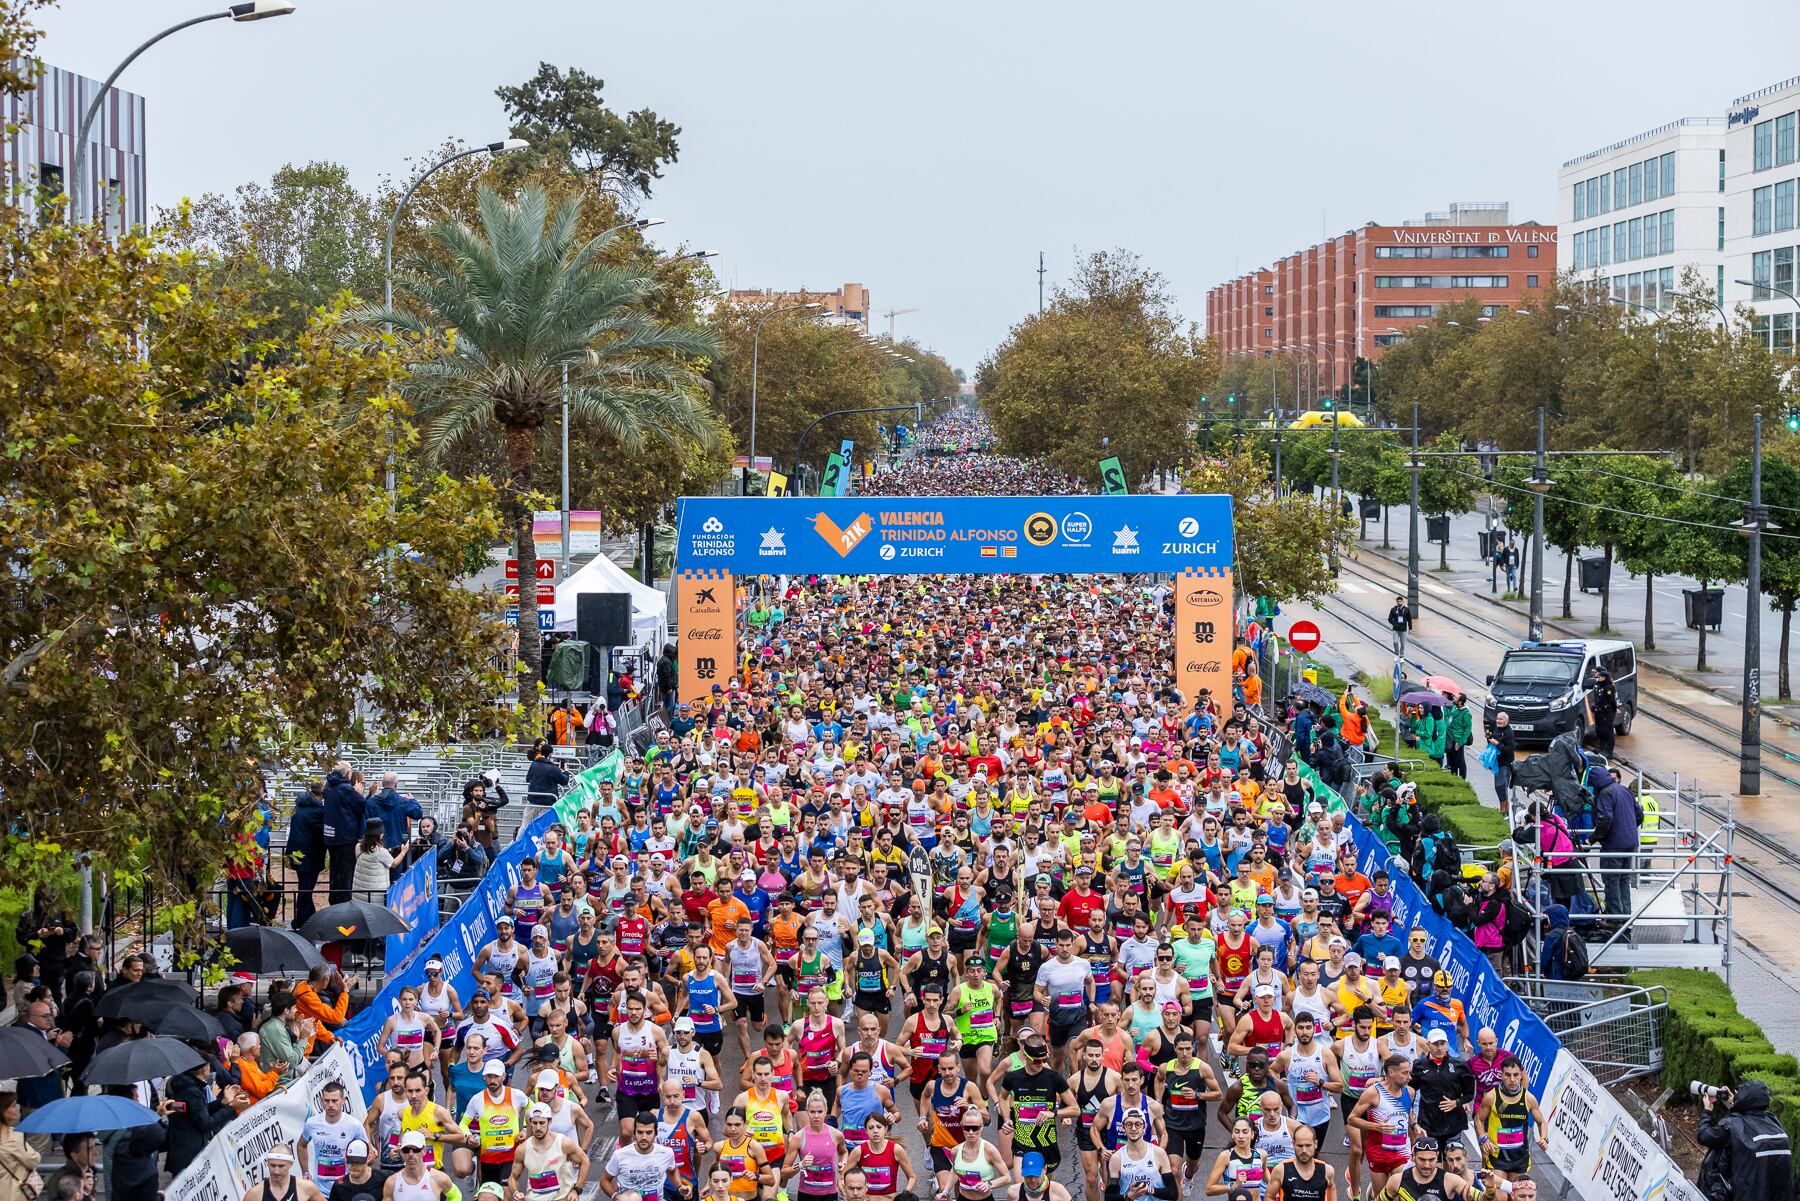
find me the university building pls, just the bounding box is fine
[1,61,147,230]
[1204,203,1558,405]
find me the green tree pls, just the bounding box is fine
[496,63,681,197]
[1659,486,1746,671]
[1417,434,1477,569]
[367,186,719,684]
[1183,449,1354,605]
[981,250,1216,482]
[1580,455,1678,634]
[1755,455,1800,698]
[161,161,384,342]
[1340,436,1408,547]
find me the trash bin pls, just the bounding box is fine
[1360,498,1382,519]
[1426,515,1451,543]
[1579,556,1608,594]
[1683,587,1724,631]
[1477,530,1494,560]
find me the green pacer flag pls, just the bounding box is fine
[1098,455,1129,495]
[553,748,623,828]
[822,451,849,497]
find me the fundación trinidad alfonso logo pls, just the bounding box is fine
[812,511,873,557]
[702,516,724,533]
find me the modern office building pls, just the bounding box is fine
[0,61,147,230]
[1204,203,1558,403]
[1729,75,1800,351]
[726,283,870,333]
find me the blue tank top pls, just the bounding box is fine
[685,971,723,1033]
[547,906,578,951]
[839,1081,884,1143]
[655,784,682,815]
[537,849,568,892]
[512,883,545,933]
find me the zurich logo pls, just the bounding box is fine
[1062,512,1092,544]
[702,516,725,534]
[879,544,896,560]
[1178,517,1201,537]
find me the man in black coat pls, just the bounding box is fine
[1699,1080,1794,1201]
[1387,595,1412,655]
[163,1060,237,1177]
[1412,1028,1477,1143]
[287,781,327,928]
[320,762,364,906]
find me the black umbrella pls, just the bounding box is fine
[83,1036,205,1086]
[147,1005,225,1043]
[96,979,200,1021]
[0,1026,69,1079]
[300,900,410,942]
[1290,681,1336,707]
[225,925,325,974]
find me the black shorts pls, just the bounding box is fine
[856,991,892,1015]
[1166,1127,1207,1160]
[1485,1146,1531,1175]
[1018,1140,1061,1174]
[1190,997,1215,1023]
[949,931,978,954]
[1048,1010,1086,1047]
[698,1030,725,1056]
[734,991,767,1023]
[930,1147,953,1174]
[616,1090,661,1121]
[959,1040,996,1060]
[1077,1123,1099,1154]
[591,1016,614,1043]
[802,1076,838,1109]
[478,1159,514,1185]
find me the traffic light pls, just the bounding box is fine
[1226,393,1238,405]
[1788,406,1799,432]
[1322,395,1335,411]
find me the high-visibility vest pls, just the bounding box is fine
[1639,792,1662,846]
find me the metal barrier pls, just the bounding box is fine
[1505,976,1670,1088]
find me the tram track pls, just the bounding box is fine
[1318,555,1800,912]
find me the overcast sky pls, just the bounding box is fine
[36,1,1800,372]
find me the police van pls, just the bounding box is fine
[1482,639,1637,744]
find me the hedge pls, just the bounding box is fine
[1631,967,1800,1167]
[1302,664,1512,850]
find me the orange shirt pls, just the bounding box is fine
[770,912,803,961]
[236,1055,280,1102]
[708,895,752,954]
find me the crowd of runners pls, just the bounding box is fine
[213,416,1552,1201]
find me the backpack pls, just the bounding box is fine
[1557,928,1591,980]
[1428,831,1463,878]
[547,640,591,692]
[1501,893,1532,944]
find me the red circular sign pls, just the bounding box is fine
[1288,620,1322,653]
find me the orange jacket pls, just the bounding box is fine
[236,1054,281,1102]
[1340,695,1366,747]
[294,981,349,1047]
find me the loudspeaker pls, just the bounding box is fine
[577,592,632,647]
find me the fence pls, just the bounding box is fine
[1506,976,1670,1087]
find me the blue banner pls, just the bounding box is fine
[1342,807,1561,1095]
[336,809,556,1103]
[384,850,437,971]
[675,494,1234,575]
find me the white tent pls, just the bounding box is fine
[551,555,668,653]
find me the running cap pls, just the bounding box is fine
[475,1186,507,1201]
[1021,1152,1046,1177]
[482,1060,507,1077]
[674,1016,696,1032]
[398,1131,426,1150]
[344,1140,372,1162]
[535,1070,560,1089]
[527,1102,552,1120]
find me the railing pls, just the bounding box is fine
[1505,977,1669,1088]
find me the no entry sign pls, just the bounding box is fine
[1288,620,1322,653]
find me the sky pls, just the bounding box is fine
[35,1,1800,373]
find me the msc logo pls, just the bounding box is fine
[1061,512,1093,545]
[1023,512,1058,547]
[1184,589,1224,608]
[1177,516,1201,538]
[702,516,725,534]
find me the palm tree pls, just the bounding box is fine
[367,185,719,687]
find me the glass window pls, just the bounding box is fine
[1600,173,1611,212]
[1777,247,1795,296]
[1756,120,1774,171]
[1662,151,1676,197]
[1628,218,1641,260]
[1628,161,1643,205]
[1778,312,1795,354]
[1720,149,1727,192]
[1614,222,1627,263]
[1528,244,1540,259]
[1755,185,1774,235]
[1661,209,1675,255]
[1780,180,1797,232]
[1527,275,1539,288]
[1753,249,1773,290]
[1660,267,1675,308]
[1599,226,1610,266]
[1573,183,1585,222]
[1719,206,1727,251]
[1628,273,1642,305]
[1781,114,1798,167]
[1644,157,1660,203]
[1616,167,1628,206]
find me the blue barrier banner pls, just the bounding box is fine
[674,494,1234,575]
[1342,808,1561,1095]
[384,850,437,970]
[337,808,556,1102]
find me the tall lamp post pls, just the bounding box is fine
[746,301,823,494]
[68,1,296,226]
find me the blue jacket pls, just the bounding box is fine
[321,770,365,847]
[365,787,423,852]
[1591,774,1641,851]
[285,789,326,872]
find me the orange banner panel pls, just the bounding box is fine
[1174,567,1234,726]
[677,570,736,708]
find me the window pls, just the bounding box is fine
[1662,151,1676,197]
[1628,161,1643,206]
[1573,184,1586,222]
[1756,185,1774,235]
[1644,157,1660,203]
[1614,222,1627,264]
[1719,206,1727,251]
[1373,334,1404,347]
[1264,306,1273,317]
[1598,225,1610,266]
[1599,173,1611,212]
[1756,119,1775,171]
[1527,275,1540,287]
[1781,114,1798,167]
[1373,245,1508,258]
[1660,209,1675,255]
[1753,249,1773,290]
[1528,244,1540,258]
[1777,312,1795,354]
[1589,177,1602,217]
[1720,149,1727,192]
[1628,218,1641,260]
[1628,272,1642,305]
[1777,247,1795,296]
[1780,180,1797,232]
[1660,267,1675,308]
[1263,328,1273,339]
[1615,167,1628,207]
[1373,305,1437,318]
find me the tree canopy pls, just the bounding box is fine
[496,62,681,197]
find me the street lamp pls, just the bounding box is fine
[678,249,719,261]
[745,302,823,494]
[68,1,296,225]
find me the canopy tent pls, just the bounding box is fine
[551,555,668,653]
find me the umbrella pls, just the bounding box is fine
[96,979,199,1021]
[225,925,325,974]
[17,1094,161,1133]
[1290,681,1335,707]
[147,1005,225,1043]
[300,900,410,942]
[1421,674,1464,698]
[0,1026,68,1079]
[83,1036,205,1086]
[1398,688,1452,708]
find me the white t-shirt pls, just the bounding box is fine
[300,1113,362,1190]
[604,1144,678,1197]
[1035,956,1094,1012]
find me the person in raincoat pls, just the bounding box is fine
[1445,695,1474,779]
[1417,705,1448,762]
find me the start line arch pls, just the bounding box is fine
[672,493,1235,710]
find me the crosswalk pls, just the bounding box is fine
[1336,575,1456,598]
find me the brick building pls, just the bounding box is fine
[1205,203,1558,406]
[726,282,870,333]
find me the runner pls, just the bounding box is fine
[651,1079,712,1201]
[781,1091,848,1201]
[1347,1055,1415,1197]
[1472,1056,1548,1183]
[297,1083,361,1195]
[1156,1031,1222,1190]
[844,1113,917,1200]
[1205,1118,1268,1201]
[461,1059,528,1186]
[381,1135,453,1201]
[507,1102,591,1201]
[1106,1109,1177,1201]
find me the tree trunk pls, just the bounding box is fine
[1561,550,1574,619]
[1439,529,1448,570]
[1696,577,1709,671]
[1599,545,1614,632]
[1643,572,1656,651]
[1382,507,1392,549]
[1781,602,1793,701]
[506,423,543,691]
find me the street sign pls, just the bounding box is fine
[505,582,557,603]
[504,608,557,630]
[504,558,556,581]
[1288,620,1322,653]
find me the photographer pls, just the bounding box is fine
[1698,1081,1793,1201]
[461,771,509,852]
[439,822,489,883]
[402,816,451,870]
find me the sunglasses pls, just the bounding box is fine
[401,1148,424,1156]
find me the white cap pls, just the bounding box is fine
[398,1131,426,1150]
[1427,1028,1450,1044]
[482,1060,506,1078]
[1254,984,1276,998]
[535,1070,560,1090]
[674,1016,696,1033]
[527,1102,552,1120]
[1383,955,1402,970]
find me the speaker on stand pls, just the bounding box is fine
[577,592,632,697]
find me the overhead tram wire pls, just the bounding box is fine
[1574,462,1800,517]
[1438,461,1800,542]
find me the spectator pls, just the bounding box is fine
[287,780,328,928]
[656,645,677,714]
[225,1031,281,1103]
[548,700,584,748]
[99,1086,166,1201]
[1470,872,1514,975]
[8,957,39,1016]
[439,825,489,883]
[1486,713,1517,804]
[215,984,253,1042]
[42,1135,99,1201]
[364,774,423,854]
[259,989,311,1087]
[321,761,365,906]
[1445,694,1473,779]
[1589,766,1642,919]
[526,740,571,806]
[402,817,451,871]
[15,998,70,1113]
[15,891,73,1004]
[0,1092,40,1201]
[1386,595,1412,655]
[163,1059,237,1177]
[353,822,396,901]
[60,972,99,1088]
[294,964,355,1050]
[1698,1081,1794,1201]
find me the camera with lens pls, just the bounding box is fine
[1690,1081,1732,1101]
